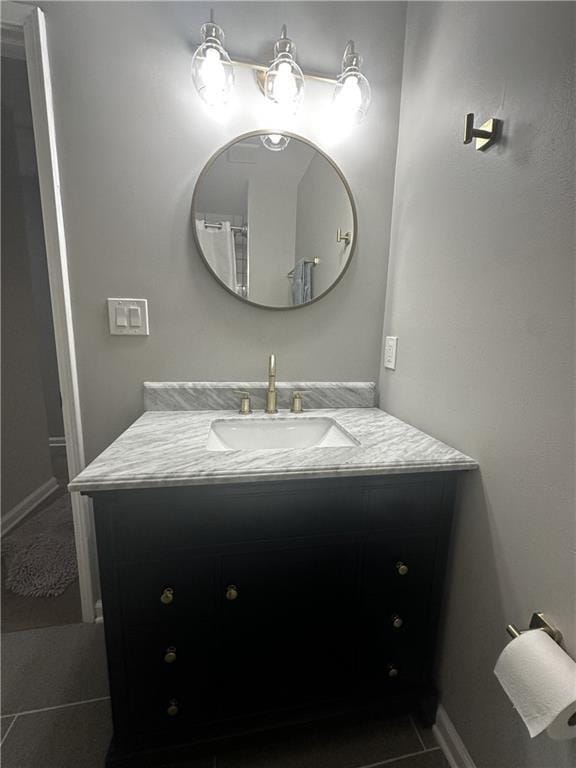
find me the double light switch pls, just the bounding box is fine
[107,298,149,336]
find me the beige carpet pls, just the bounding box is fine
[2,494,78,597]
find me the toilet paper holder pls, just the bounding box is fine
[507,612,563,644]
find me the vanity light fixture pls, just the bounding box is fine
[190,23,372,128]
[332,41,372,125]
[191,21,235,107]
[261,133,291,152]
[263,26,305,114]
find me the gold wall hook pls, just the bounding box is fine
[464,113,502,151]
[337,228,352,245]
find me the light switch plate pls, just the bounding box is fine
[107,298,149,336]
[384,336,398,370]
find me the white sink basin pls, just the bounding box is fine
[206,417,359,452]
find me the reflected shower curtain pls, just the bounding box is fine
[195,220,237,291]
[291,260,313,305]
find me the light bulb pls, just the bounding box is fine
[201,48,225,93]
[272,61,297,103]
[336,75,362,112]
[261,133,291,152]
[264,27,305,115]
[332,42,371,125]
[191,22,234,108]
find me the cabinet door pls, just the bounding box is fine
[219,542,360,716]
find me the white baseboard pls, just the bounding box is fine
[49,436,66,448]
[1,476,59,536]
[433,704,477,768]
[94,599,104,624]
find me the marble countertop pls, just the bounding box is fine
[69,408,478,493]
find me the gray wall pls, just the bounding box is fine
[295,153,353,298]
[42,1,406,460]
[2,56,64,439]
[379,3,575,767]
[1,105,54,516]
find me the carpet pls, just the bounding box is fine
[2,494,78,597]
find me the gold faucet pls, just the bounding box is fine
[265,353,278,414]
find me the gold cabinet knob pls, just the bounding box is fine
[391,614,403,629]
[396,561,409,576]
[166,698,179,717]
[387,664,399,678]
[225,584,239,601]
[164,647,177,664]
[160,587,174,605]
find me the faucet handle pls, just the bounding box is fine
[234,390,252,415]
[290,391,304,414]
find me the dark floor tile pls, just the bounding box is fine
[1,699,112,768]
[1,715,15,742]
[156,757,214,767]
[216,713,422,768]
[381,748,448,768]
[1,623,109,714]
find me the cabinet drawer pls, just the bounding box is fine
[128,688,217,733]
[124,626,216,681]
[361,638,427,690]
[363,532,437,607]
[364,602,430,645]
[221,541,359,615]
[118,555,217,626]
[110,485,361,560]
[366,478,445,530]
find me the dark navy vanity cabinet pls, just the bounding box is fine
[90,472,458,767]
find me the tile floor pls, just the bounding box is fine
[1,622,448,768]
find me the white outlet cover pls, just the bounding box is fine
[384,336,398,370]
[107,298,149,336]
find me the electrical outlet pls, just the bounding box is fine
[384,336,398,370]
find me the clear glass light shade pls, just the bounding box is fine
[191,23,235,107]
[332,43,371,125]
[261,133,291,152]
[264,30,305,114]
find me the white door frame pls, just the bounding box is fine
[2,3,98,622]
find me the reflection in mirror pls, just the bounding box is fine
[193,132,356,309]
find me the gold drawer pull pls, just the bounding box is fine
[391,614,403,629]
[166,698,179,717]
[396,561,409,576]
[225,584,239,601]
[387,664,399,678]
[164,647,177,664]
[160,587,174,605]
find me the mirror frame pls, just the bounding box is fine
[191,131,358,311]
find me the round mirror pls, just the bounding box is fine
[192,132,357,309]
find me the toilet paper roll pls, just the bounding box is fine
[494,630,576,740]
[546,702,576,741]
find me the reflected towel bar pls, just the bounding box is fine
[201,220,248,236]
[287,257,319,278]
